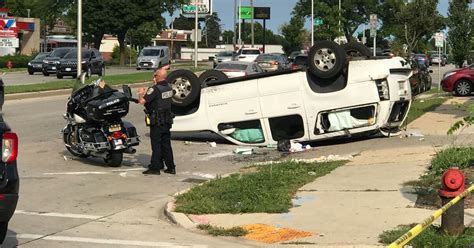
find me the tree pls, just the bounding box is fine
[127,21,161,49]
[280,16,305,55]
[102,0,185,65]
[447,0,473,68]
[203,12,221,48]
[222,30,234,44]
[172,14,196,30]
[293,0,378,42]
[378,0,445,53]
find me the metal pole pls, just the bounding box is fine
[238,0,242,46]
[233,0,237,52]
[338,0,341,42]
[311,0,314,46]
[77,0,82,78]
[263,19,266,53]
[362,23,365,44]
[194,1,198,69]
[438,46,441,91]
[251,0,254,47]
[170,18,174,61]
[373,35,376,57]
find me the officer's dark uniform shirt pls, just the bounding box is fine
[144,81,173,124]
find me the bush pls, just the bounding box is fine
[110,45,138,65]
[0,55,32,68]
[430,147,474,176]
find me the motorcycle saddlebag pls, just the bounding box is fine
[86,92,129,121]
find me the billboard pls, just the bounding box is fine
[182,0,212,18]
[0,19,17,38]
[0,38,19,47]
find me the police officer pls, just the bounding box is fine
[138,65,176,175]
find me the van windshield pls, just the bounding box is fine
[140,49,161,56]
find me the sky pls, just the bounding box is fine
[166,0,460,35]
[166,0,460,33]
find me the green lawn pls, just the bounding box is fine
[174,161,346,214]
[380,225,474,247]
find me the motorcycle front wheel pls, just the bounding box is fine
[63,132,88,158]
[104,151,123,167]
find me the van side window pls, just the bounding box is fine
[160,50,164,58]
[218,120,265,144]
[269,115,304,141]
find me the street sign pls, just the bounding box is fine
[435,32,444,48]
[313,18,323,26]
[369,14,377,38]
[182,0,212,18]
[239,6,253,20]
[191,29,202,42]
[0,38,18,47]
[254,7,270,20]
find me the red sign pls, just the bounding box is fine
[0,19,17,38]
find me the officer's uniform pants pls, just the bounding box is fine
[149,124,175,170]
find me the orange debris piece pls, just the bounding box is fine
[242,223,312,243]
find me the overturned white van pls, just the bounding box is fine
[167,41,412,146]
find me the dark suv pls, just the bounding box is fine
[57,48,105,79]
[42,47,75,76]
[0,114,19,244]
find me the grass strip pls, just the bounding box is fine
[197,224,248,237]
[406,96,449,124]
[175,161,346,214]
[379,225,474,247]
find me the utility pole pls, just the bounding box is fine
[233,0,237,53]
[77,0,82,78]
[311,0,314,46]
[251,0,254,47]
[194,0,199,69]
[338,0,341,43]
[170,17,174,61]
[238,0,242,47]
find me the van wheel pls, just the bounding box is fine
[167,69,200,107]
[308,40,345,79]
[198,70,228,87]
[341,42,371,60]
[43,71,49,76]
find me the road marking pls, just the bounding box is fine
[43,168,144,176]
[11,233,207,247]
[15,210,102,220]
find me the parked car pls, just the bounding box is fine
[136,46,170,70]
[441,64,474,96]
[288,51,303,62]
[214,61,263,78]
[429,54,447,66]
[237,47,262,62]
[28,52,50,75]
[291,54,308,69]
[42,47,75,76]
[165,41,412,145]
[412,54,430,68]
[409,59,433,95]
[255,53,290,72]
[0,114,19,244]
[213,51,235,68]
[57,48,105,79]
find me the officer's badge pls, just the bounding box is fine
[146,88,154,95]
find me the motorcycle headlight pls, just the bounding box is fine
[443,72,456,79]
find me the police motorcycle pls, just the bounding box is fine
[62,73,140,167]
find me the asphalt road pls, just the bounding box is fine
[0,64,458,247]
[1,67,151,86]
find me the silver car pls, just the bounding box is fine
[213,51,235,68]
[215,61,264,78]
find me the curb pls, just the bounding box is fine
[164,200,198,229]
[5,81,153,101]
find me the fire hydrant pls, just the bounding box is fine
[6,60,13,72]
[438,167,465,235]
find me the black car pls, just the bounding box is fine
[42,47,75,76]
[27,52,50,75]
[291,54,308,69]
[57,48,105,79]
[0,114,19,244]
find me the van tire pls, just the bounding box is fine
[341,42,371,60]
[198,70,228,87]
[308,41,345,79]
[167,69,201,107]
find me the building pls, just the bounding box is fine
[0,8,41,56]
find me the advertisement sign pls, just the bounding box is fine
[182,0,212,18]
[0,38,19,48]
[254,7,270,20]
[0,19,17,38]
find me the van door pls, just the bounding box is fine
[257,72,309,143]
[206,79,268,145]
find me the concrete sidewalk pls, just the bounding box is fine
[165,96,474,246]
